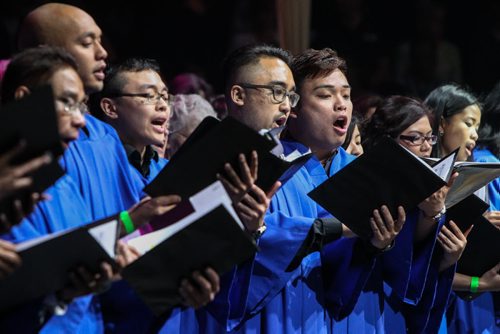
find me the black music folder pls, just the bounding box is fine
[445,194,489,232]
[308,137,446,239]
[145,116,275,198]
[0,218,119,312]
[0,85,64,193]
[122,204,257,317]
[456,216,500,300]
[145,116,312,198]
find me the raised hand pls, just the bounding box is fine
[438,221,472,271]
[0,142,52,203]
[179,267,220,309]
[0,239,22,279]
[418,172,458,219]
[124,194,182,236]
[217,151,258,204]
[369,205,405,250]
[235,182,280,233]
[484,211,500,229]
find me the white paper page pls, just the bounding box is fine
[128,181,243,255]
[189,181,243,229]
[88,220,118,258]
[283,148,312,162]
[474,186,488,203]
[16,227,76,252]
[260,127,285,157]
[432,150,458,181]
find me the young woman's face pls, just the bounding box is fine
[440,104,481,161]
[397,116,434,157]
[346,124,364,156]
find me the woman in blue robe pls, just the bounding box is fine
[430,83,500,333]
[347,95,468,333]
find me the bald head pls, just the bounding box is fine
[18,3,108,94]
[19,3,91,49]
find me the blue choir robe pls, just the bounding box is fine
[156,142,377,334]
[97,156,168,334]
[60,114,145,221]
[40,116,154,333]
[474,148,499,211]
[193,141,377,333]
[0,172,104,333]
[442,147,500,334]
[333,168,455,332]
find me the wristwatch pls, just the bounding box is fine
[252,223,267,240]
[424,206,446,222]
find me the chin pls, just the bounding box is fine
[86,81,103,94]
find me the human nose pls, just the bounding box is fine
[279,95,291,113]
[421,138,432,151]
[471,128,479,141]
[72,111,86,129]
[156,95,169,111]
[95,41,108,60]
[334,94,347,112]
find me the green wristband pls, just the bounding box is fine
[120,210,135,234]
[470,276,479,293]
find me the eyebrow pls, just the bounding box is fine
[137,84,168,92]
[268,80,296,91]
[404,130,433,135]
[79,32,99,40]
[313,84,351,90]
[60,89,79,99]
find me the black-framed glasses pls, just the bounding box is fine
[110,92,174,105]
[399,134,438,146]
[237,83,300,107]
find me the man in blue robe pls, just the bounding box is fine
[159,46,405,334]
[0,45,110,334]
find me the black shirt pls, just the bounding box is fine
[124,145,159,178]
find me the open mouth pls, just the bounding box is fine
[273,115,287,128]
[152,117,167,133]
[333,116,348,134]
[93,64,107,81]
[465,142,476,156]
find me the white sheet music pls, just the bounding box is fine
[127,181,242,255]
[432,150,458,181]
[88,219,118,258]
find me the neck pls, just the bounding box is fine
[316,148,338,166]
[122,137,147,160]
[287,124,339,164]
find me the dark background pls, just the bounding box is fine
[1,0,499,99]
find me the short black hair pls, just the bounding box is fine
[291,48,347,93]
[91,58,162,118]
[1,46,78,104]
[222,44,292,93]
[101,58,161,98]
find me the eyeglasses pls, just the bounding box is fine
[110,92,174,105]
[237,83,300,107]
[58,99,88,116]
[399,134,438,146]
